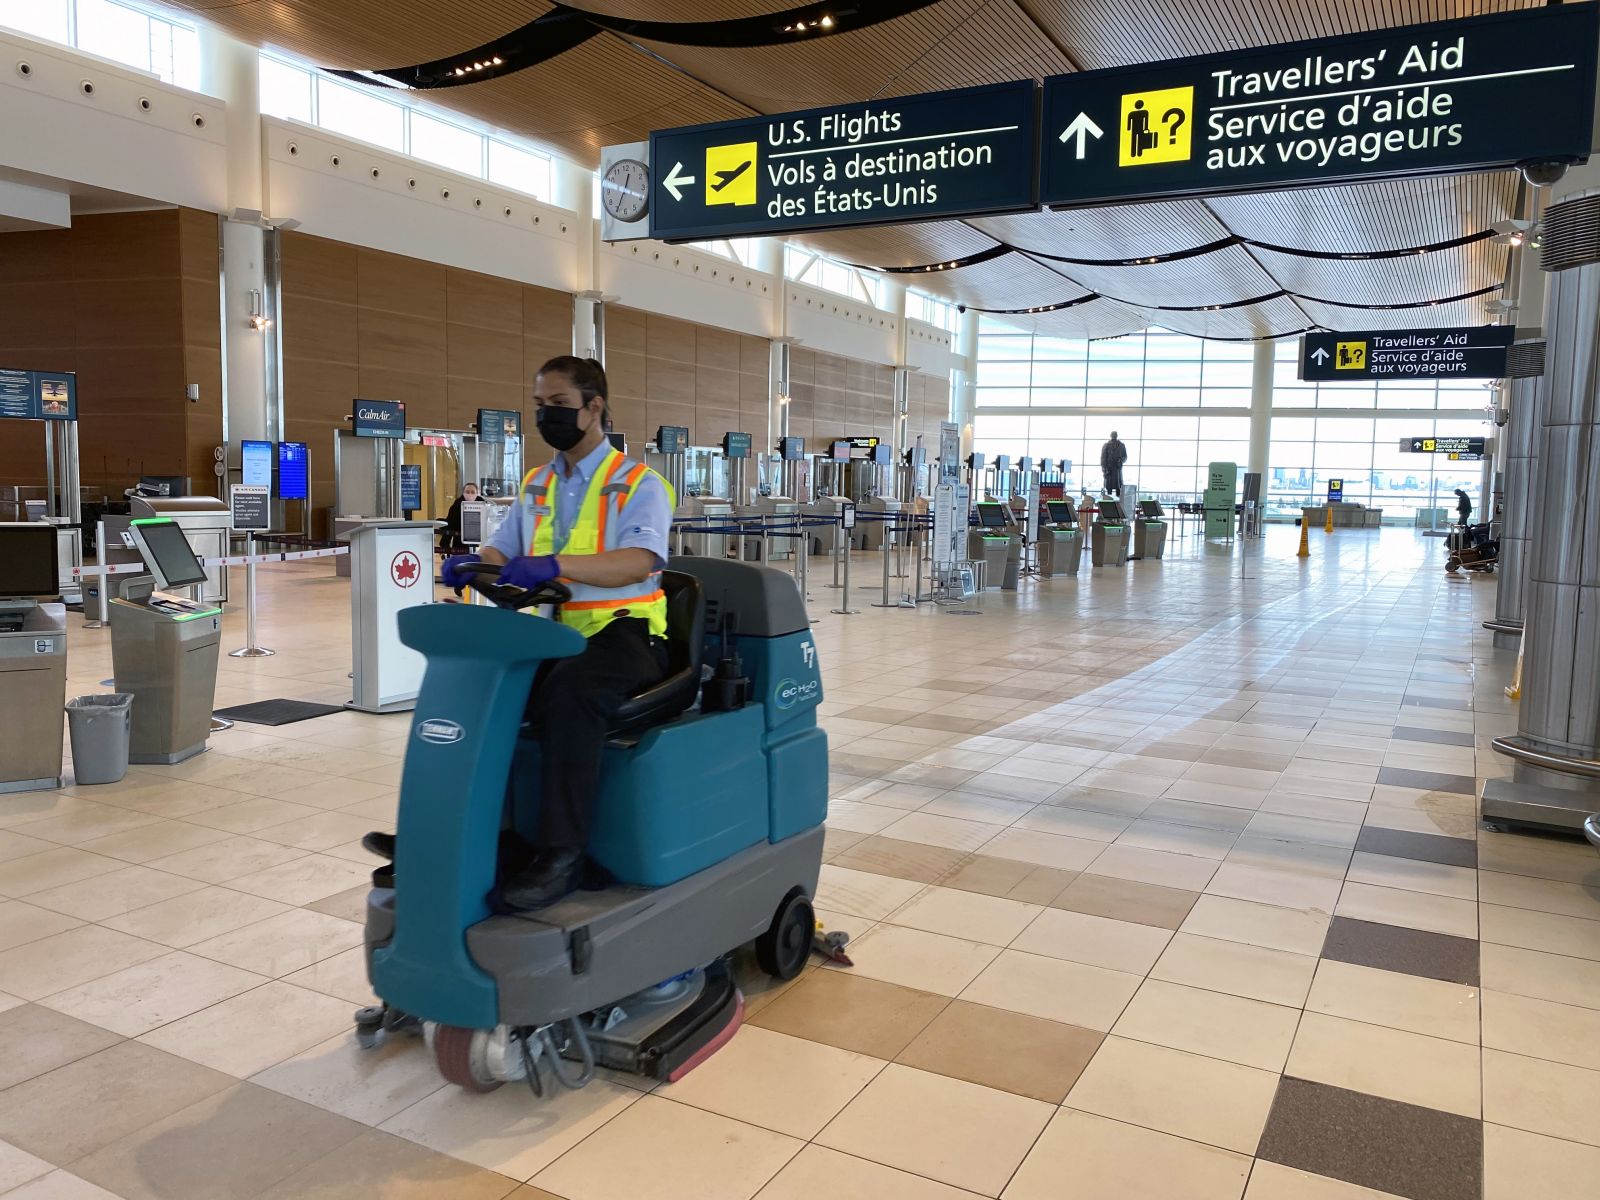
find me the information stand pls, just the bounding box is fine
[347,520,438,714]
[228,486,273,659]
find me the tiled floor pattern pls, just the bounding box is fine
[1,527,1598,1199]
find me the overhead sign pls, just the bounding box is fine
[1041,6,1597,208]
[1301,326,1512,380]
[1402,435,1487,461]
[648,81,1037,242]
[722,431,753,459]
[476,408,520,443]
[229,485,270,532]
[0,369,76,421]
[353,399,405,438]
[278,442,309,501]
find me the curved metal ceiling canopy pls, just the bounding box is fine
[328,0,941,89]
[966,282,1502,321]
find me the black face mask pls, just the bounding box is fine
[536,403,589,451]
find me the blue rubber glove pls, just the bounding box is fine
[440,553,480,588]
[499,554,561,592]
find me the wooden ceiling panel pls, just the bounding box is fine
[971,202,1229,259]
[1297,294,1502,332]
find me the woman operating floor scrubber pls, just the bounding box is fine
[356,551,828,1094]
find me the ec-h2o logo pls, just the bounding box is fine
[774,677,821,710]
[416,719,466,745]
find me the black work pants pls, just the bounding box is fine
[522,617,668,851]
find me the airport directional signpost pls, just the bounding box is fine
[1300,326,1513,380]
[1401,436,1487,461]
[1039,5,1597,207]
[647,81,1036,242]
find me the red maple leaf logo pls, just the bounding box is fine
[391,552,420,587]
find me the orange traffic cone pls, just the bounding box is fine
[1324,504,1334,534]
[1297,520,1310,559]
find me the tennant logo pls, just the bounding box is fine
[416,719,465,745]
[774,677,821,710]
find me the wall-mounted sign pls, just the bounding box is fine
[1301,326,1513,380]
[278,442,309,501]
[477,408,520,443]
[655,425,689,454]
[846,436,880,450]
[722,431,753,459]
[648,81,1037,242]
[229,485,270,532]
[0,369,76,421]
[399,464,422,512]
[240,440,273,490]
[1327,479,1344,503]
[353,399,405,438]
[778,436,806,461]
[1041,6,1596,209]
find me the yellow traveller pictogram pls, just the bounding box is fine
[1118,86,1193,166]
[1335,341,1367,371]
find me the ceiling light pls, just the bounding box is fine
[820,15,834,28]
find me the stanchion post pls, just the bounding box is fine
[872,520,896,608]
[229,532,275,658]
[830,517,859,615]
[830,517,842,588]
[83,518,110,629]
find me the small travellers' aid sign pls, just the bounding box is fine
[1300,326,1512,381]
[648,81,1036,242]
[1041,5,1597,208]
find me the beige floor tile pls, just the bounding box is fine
[251,810,383,852]
[756,1144,982,1200]
[1114,818,1238,860]
[816,865,929,921]
[1334,881,1477,938]
[0,830,66,864]
[535,1094,800,1200]
[1087,842,1220,891]
[39,950,265,1037]
[960,948,1141,1031]
[1150,933,1318,1007]
[886,886,1041,946]
[1180,894,1330,956]
[0,1140,54,1193]
[1223,837,1351,880]
[921,791,1037,825]
[1113,978,1300,1072]
[1483,1121,1600,1200]
[252,1031,446,1125]
[0,1041,234,1164]
[878,812,1002,853]
[1480,943,1600,1010]
[659,1026,883,1139]
[1479,904,1600,962]
[100,886,291,949]
[1050,872,1200,930]
[1065,1036,1278,1155]
[896,999,1101,1103]
[70,1082,366,1200]
[817,1064,1052,1195]
[1481,988,1600,1072]
[1010,906,1172,974]
[1481,1048,1600,1147]
[1305,959,1480,1044]
[1478,871,1600,922]
[1013,804,1132,842]
[2,1169,127,1198]
[146,835,308,883]
[1243,1160,1406,1199]
[282,945,378,1006]
[1005,1107,1252,1200]
[1476,834,1600,886]
[226,853,374,905]
[1344,852,1476,900]
[836,924,1000,996]
[750,970,948,1060]
[0,900,81,953]
[74,820,233,864]
[255,1128,522,1200]
[1204,864,1342,915]
[829,802,911,836]
[0,1005,123,1091]
[187,907,364,977]
[980,826,1106,871]
[0,924,168,1000]
[1285,1011,1480,1118]
[138,980,354,1077]
[12,803,164,846]
[23,864,206,921]
[1244,812,1362,849]
[0,848,124,898]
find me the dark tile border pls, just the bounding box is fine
[1393,727,1476,748]
[1355,826,1477,869]
[1320,916,1480,987]
[1257,1076,1482,1200]
[1376,766,1478,797]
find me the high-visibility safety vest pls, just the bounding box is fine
[521,449,673,639]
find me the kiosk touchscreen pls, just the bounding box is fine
[1045,501,1077,526]
[111,519,222,764]
[975,503,1012,529]
[0,525,68,792]
[1038,501,1083,578]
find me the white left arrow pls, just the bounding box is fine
[662,161,696,202]
[1059,112,1104,159]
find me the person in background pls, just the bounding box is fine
[441,482,480,556]
[1100,432,1127,496]
[1454,488,1472,526]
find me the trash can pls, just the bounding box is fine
[65,693,133,785]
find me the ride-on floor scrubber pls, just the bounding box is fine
[356,557,827,1094]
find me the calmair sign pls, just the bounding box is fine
[1042,6,1596,208]
[647,81,1036,242]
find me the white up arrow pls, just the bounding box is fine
[1059,112,1104,159]
[662,161,696,202]
[1310,347,1331,365]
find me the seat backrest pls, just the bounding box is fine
[660,570,706,681]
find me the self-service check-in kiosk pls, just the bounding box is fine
[968,501,1021,590]
[0,525,68,792]
[111,519,222,764]
[1037,500,1084,578]
[1091,499,1130,568]
[1132,499,1168,561]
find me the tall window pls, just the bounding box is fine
[785,246,885,307]
[907,289,958,332]
[3,0,200,88]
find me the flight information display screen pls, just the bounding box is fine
[278,442,308,500]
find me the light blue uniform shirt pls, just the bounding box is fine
[487,440,671,569]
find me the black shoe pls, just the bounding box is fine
[499,848,585,911]
[362,831,396,860]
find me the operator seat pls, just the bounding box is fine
[607,570,706,737]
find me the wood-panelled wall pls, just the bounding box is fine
[0,209,221,495]
[278,231,571,525]
[607,307,951,458]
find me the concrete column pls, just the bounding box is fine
[952,308,979,459]
[1247,338,1274,512]
[574,292,603,361]
[199,28,272,448]
[755,240,789,455]
[1491,358,1547,647]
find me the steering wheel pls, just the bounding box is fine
[454,562,572,612]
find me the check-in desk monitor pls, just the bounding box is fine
[1045,500,1078,526]
[112,519,222,764]
[1138,500,1165,519]
[0,525,68,792]
[1097,500,1127,523]
[976,502,1013,529]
